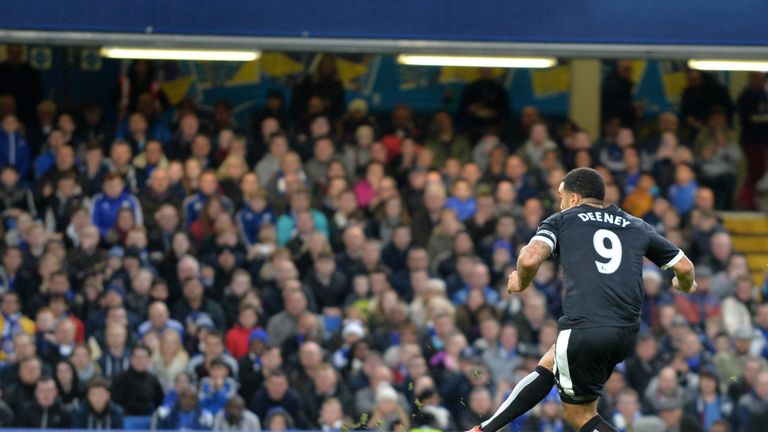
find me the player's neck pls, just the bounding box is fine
[577,198,603,209]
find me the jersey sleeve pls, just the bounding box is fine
[643,221,685,270]
[530,212,561,254]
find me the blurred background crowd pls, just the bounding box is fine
[0,49,767,432]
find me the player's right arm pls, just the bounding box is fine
[509,214,560,294]
[508,239,552,294]
[642,220,696,293]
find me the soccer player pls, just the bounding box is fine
[467,168,696,432]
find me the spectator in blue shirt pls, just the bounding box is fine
[236,191,276,249]
[91,172,143,236]
[446,178,476,222]
[198,358,238,415]
[668,162,699,217]
[453,262,500,305]
[155,386,213,430]
[0,114,31,180]
[276,187,329,246]
[182,170,233,227]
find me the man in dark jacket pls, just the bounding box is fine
[16,376,72,428]
[3,355,42,413]
[171,277,226,330]
[249,370,307,428]
[110,344,164,415]
[601,60,637,129]
[73,376,124,429]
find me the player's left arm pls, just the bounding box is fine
[508,239,552,294]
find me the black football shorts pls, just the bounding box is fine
[553,325,639,404]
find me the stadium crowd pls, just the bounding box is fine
[0,52,767,432]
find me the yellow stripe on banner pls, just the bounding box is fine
[531,65,571,97]
[260,53,304,78]
[160,76,194,105]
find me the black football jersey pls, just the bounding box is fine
[532,204,683,329]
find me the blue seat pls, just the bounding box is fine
[123,415,152,430]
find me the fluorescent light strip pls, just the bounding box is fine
[397,54,556,68]
[100,47,260,61]
[688,59,768,72]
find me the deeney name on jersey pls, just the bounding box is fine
[577,212,631,227]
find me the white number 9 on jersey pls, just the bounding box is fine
[592,229,622,274]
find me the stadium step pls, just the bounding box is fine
[721,212,768,235]
[720,211,768,288]
[732,236,768,253]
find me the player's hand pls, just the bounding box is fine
[672,276,697,294]
[507,271,521,294]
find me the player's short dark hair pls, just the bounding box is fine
[562,168,605,201]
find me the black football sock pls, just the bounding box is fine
[578,415,618,432]
[479,365,555,432]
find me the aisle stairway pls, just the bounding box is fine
[721,212,768,287]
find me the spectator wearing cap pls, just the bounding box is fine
[16,375,72,428]
[674,265,721,328]
[171,277,226,331]
[110,344,164,416]
[237,327,270,392]
[735,371,768,432]
[73,376,125,429]
[91,172,143,237]
[332,320,365,370]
